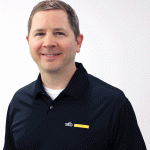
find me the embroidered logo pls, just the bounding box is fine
[65,122,89,129]
[65,121,73,127]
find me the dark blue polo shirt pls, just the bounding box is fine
[3,62,146,150]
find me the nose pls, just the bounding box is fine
[42,34,57,48]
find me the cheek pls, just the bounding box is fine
[29,41,42,53]
[61,41,77,53]
[29,42,42,62]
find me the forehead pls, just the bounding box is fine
[31,9,70,30]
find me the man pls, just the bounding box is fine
[3,0,147,149]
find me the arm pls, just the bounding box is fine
[3,105,17,150]
[111,99,147,150]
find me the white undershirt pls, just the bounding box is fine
[43,85,64,100]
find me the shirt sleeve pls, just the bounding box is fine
[111,99,147,150]
[3,105,17,150]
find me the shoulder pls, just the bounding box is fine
[87,74,125,96]
[9,80,36,105]
[15,80,36,96]
[87,74,128,107]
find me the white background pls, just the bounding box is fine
[0,0,149,149]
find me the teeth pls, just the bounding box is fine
[45,54,59,56]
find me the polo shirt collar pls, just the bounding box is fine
[34,74,45,99]
[34,62,89,100]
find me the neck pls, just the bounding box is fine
[40,64,77,90]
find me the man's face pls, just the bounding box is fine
[26,9,83,73]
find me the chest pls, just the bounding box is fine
[11,97,111,149]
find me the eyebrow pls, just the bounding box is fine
[53,28,66,31]
[33,28,45,33]
[33,27,66,33]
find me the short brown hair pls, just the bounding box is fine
[28,0,80,40]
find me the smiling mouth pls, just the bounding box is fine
[42,54,61,57]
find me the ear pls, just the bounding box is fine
[76,34,83,53]
[26,35,29,44]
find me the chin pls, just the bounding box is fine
[44,66,62,73]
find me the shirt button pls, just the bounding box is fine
[50,106,53,109]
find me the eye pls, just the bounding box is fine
[36,33,44,36]
[56,32,65,36]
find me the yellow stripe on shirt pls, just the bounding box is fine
[74,124,89,129]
